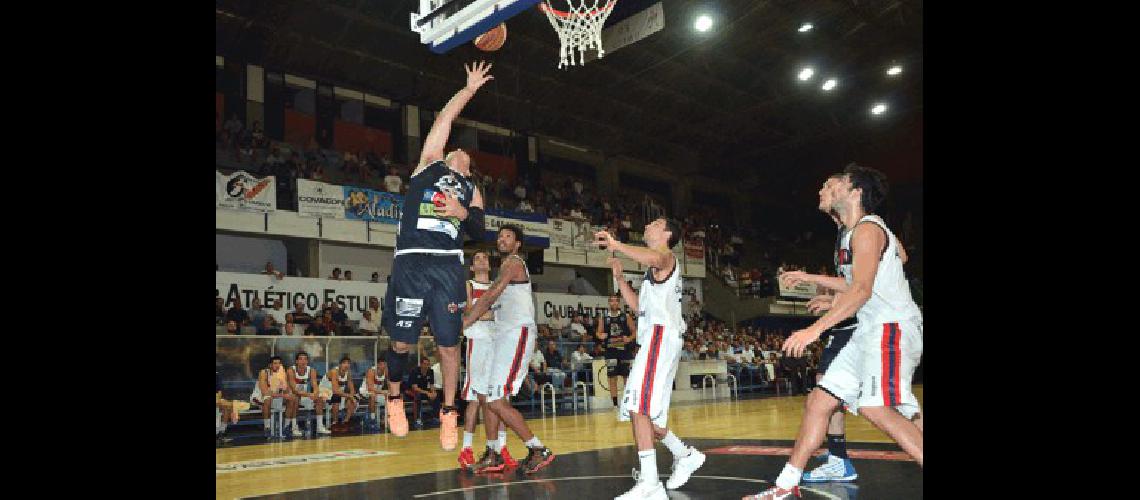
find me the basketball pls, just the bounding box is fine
[473,23,507,51]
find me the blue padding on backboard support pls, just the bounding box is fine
[429,0,543,54]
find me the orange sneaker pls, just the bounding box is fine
[457,447,476,470]
[386,397,408,437]
[439,406,459,451]
[500,446,519,468]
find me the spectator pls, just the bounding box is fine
[569,313,588,341]
[269,300,288,329]
[359,297,381,334]
[283,315,297,336]
[330,303,351,335]
[225,320,239,334]
[516,199,534,213]
[216,298,226,326]
[305,313,331,336]
[406,357,440,429]
[529,344,548,387]
[248,298,267,332]
[384,166,403,194]
[344,270,353,281]
[570,344,593,370]
[256,314,280,336]
[328,268,342,281]
[542,341,567,390]
[288,301,314,326]
[514,182,527,201]
[223,113,243,147]
[370,272,381,283]
[680,341,697,361]
[225,299,250,328]
[548,309,569,338]
[262,261,284,280]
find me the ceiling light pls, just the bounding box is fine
[822,78,837,91]
[694,15,713,32]
[887,65,903,76]
[798,22,813,33]
[871,103,888,115]
[797,67,815,81]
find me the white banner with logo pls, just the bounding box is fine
[296,179,345,219]
[778,280,818,299]
[216,171,276,212]
[216,272,385,322]
[533,293,614,325]
[548,218,575,248]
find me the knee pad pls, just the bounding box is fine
[386,349,411,385]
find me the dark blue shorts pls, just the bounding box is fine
[819,327,856,373]
[382,253,467,347]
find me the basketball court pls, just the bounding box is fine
[217,388,922,499]
[216,0,924,498]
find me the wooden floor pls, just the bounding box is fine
[216,386,922,499]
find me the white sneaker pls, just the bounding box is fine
[802,454,857,482]
[316,425,332,435]
[615,470,668,500]
[284,425,297,438]
[666,447,707,490]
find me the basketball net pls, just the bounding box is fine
[540,0,617,69]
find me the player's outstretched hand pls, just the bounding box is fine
[783,328,820,358]
[608,257,623,280]
[465,61,494,92]
[779,270,809,288]
[806,294,833,314]
[435,193,469,220]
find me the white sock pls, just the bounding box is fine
[290,418,298,429]
[499,430,509,449]
[489,439,502,452]
[638,450,658,484]
[316,415,325,428]
[463,431,474,449]
[264,419,272,430]
[660,431,691,458]
[775,463,802,490]
[525,436,543,448]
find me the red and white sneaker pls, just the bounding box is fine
[743,486,801,499]
[457,447,475,470]
[500,447,519,468]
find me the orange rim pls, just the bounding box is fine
[538,0,616,20]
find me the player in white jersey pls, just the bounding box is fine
[461,225,555,475]
[458,251,515,470]
[360,360,388,432]
[593,218,706,500]
[746,164,923,500]
[286,351,330,436]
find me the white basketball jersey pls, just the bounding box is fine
[464,279,493,339]
[292,365,312,391]
[840,215,922,326]
[493,255,535,328]
[636,255,686,343]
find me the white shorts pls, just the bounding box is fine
[462,323,496,401]
[818,320,923,419]
[483,323,536,403]
[619,324,683,428]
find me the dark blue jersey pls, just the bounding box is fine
[395,160,476,253]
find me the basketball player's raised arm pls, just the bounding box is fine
[461,257,523,328]
[608,257,639,312]
[784,225,885,357]
[594,230,673,272]
[414,61,494,176]
[596,314,607,340]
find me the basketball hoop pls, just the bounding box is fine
[539,0,617,69]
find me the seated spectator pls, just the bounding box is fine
[328,268,342,281]
[305,313,331,336]
[547,309,569,338]
[384,166,403,194]
[287,301,314,326]
[538,324,556,340]
[680,341,697,361]
[268,299,288,327]
[528,344,548,388]
[225,299,250,328]
[225,320,239,334]
[282,315,297,336]
[330,303,351,335]
[256,315,280,336]
[343,270,353,281]
[262,261,284,280]
[517,199,534,213]
[216,298,226,326]
[514,182,527,201]
[569,313,588,341]
[405,357,441,429]
[370,272,381,283]
[542,341,567,390]
[570,344,594,371]
[359,297,381,334]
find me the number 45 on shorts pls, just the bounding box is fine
[396,320,414,328]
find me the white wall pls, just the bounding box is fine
[216,234,287,274]
[318,241,394,282]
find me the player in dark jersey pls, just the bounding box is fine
[596,294,636,407]
[380,61,492,451]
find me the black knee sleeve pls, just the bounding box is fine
[386,349,411,390]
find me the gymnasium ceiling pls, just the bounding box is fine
[216,0,923,201]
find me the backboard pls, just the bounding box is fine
[411,0,542,54]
